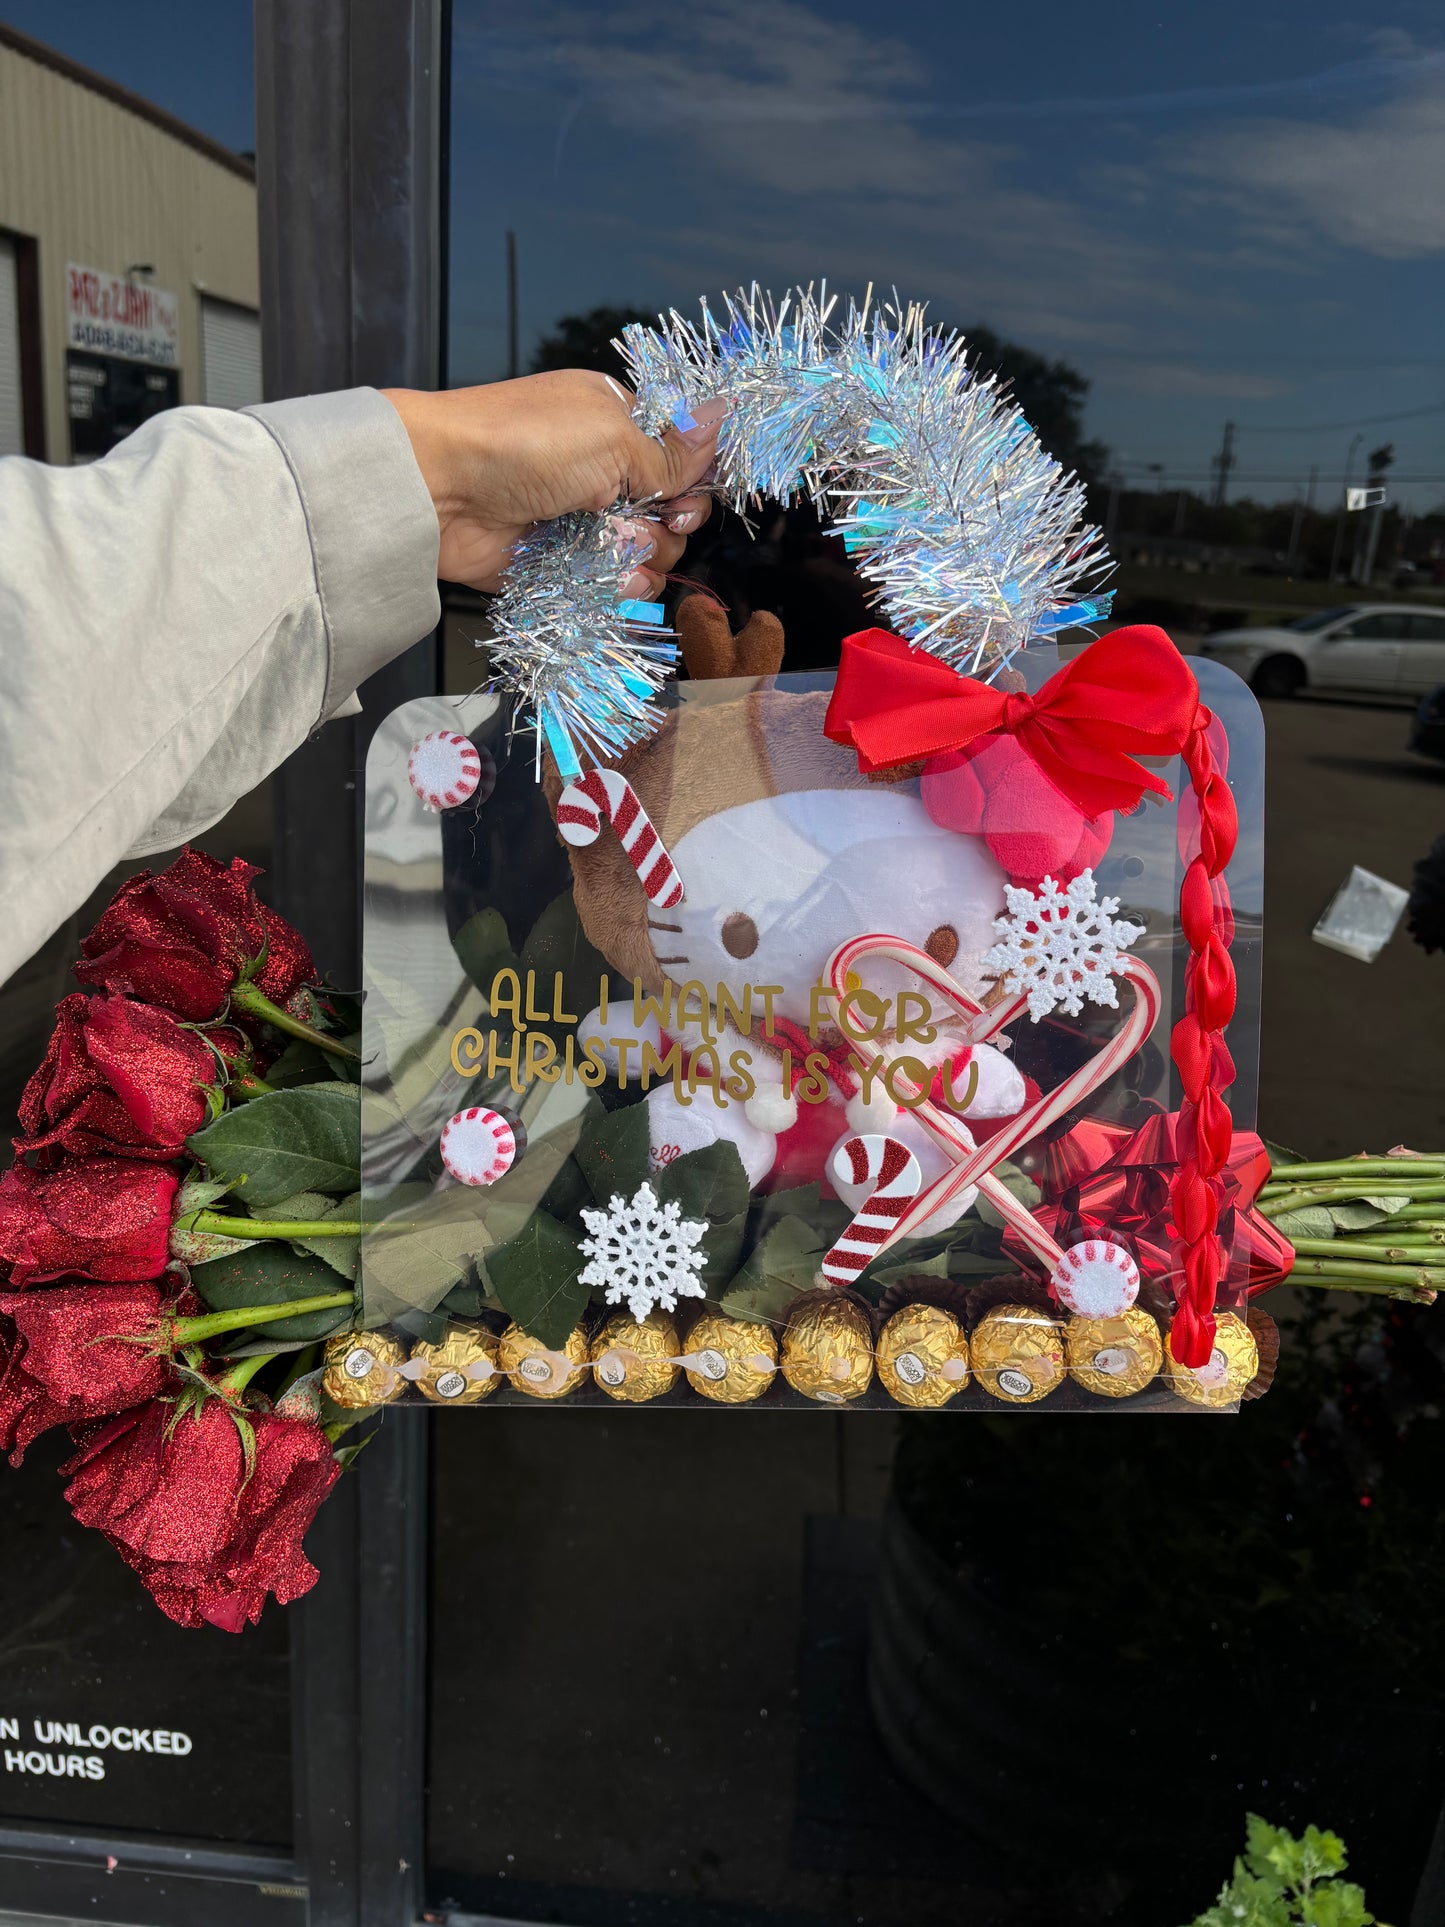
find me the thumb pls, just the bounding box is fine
[623,397,728,502]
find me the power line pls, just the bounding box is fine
[1239,398,1445,435]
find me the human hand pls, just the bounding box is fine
[381,371,722,596]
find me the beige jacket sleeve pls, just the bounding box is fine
[0,387,440,988]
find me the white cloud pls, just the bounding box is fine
[1175,66,1445,260]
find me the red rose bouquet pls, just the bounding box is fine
[0,850,364,1631]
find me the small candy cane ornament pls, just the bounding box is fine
[556,768,684,908]
[821,1134,923,1284]
[1051,1240,1140,1318]
[408,731,492,812]
[440,1107,524,1186]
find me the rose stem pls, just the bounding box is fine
[1289,1256,1445,1286]
[171,1293,355,1346]
[181,1210,363,1240]
[1283,1276,1437,1303]
[1289,1238,1445,1264]
[229,983,361,1063]
[218,1351,279,1395]
[1265,1158,1445,1182]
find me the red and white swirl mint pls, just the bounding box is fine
[440,1107,523,1186]
[1050,1240,1140,1318]
[407,732,494,813]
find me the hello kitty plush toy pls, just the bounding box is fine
[543,598,1114,1237]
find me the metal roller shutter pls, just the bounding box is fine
[201,296,261,409]
[0,235,22,456]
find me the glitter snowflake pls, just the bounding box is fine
[983,870,1143,1022]
[578,1181,708,1321]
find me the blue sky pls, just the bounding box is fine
[448,1,1445,507]
[5,3,1443,506]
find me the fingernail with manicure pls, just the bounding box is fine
[679,397,728,447]
[620,570,653,600]
[668,510,700,534]
[612,519,655,561]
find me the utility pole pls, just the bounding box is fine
[1210,419,1235,507]
[506,228,519,379]
[1328,433,1363,582]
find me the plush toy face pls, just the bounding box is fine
[666,787,1007,1027]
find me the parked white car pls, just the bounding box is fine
[1198,604,1445,700]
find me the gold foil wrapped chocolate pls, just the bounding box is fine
[1066,1307,1163,1399]
[877,1304,969,1408]
[499,1321,589,1399]
[971,1304,1065,1404]
[683,1312,778,1404]
[590,1311,680,1403]
[411,1322,501,1405]
[1165,1310,1258,1409]
[781,1297,873,1405]
[322,1330,406,1409]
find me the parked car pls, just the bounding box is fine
[1198,603,1445,700]
[1409,684,1445,763]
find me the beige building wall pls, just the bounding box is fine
[0,31,257,462]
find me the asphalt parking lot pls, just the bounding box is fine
[1256,690,1445,1155]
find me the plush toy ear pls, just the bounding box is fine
[676,596,786,680]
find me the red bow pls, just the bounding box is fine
[825,624,1202,820]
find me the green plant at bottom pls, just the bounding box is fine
[1187,1816,1386,1927]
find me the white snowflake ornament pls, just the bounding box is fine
[578,1181,708,1322]
[983,869,1143,1022]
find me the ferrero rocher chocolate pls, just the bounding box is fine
[1066,1307,1163,1399]
[590,1311,680,1403]
[499,1321,589,1399]
[1164,1310,1258,1409]
[971,1304,1065,1404]
[781,1297,873,1405]
[877,1304,969,1408]
[411,1322,501,1405]
[683,1312,778,1404]
[322,1330,406,1409]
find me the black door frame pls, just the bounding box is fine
[0,6,444,1924]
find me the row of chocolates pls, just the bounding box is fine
[323,1296,1260,1412]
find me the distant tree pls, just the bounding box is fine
[530,305,657,383]
[961,324,1110,488]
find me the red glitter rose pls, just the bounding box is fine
[62,1398,340,1631]
[0,1281,173,1464]
[0,1158,178,1285]
[14,994,218,1163]
[75,849,314,1023]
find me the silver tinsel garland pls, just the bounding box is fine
[486,285,1114,775]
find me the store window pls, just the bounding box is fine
[431,7,1445,1925]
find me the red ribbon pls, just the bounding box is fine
[824,623,1201,819]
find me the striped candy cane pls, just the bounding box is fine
[556,768,684,909]
[820,1134,923,1284]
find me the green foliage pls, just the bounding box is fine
[1187,1818,1382,1927]
[451,907,518,999]
[190,1242,353,1343]
[186,1085,360,1207]
[519,890,612,1043]
[576,1103,652,1204]
[485,1210,589,1350]
[720,1215,825,1324]
[267,1189,361,1281]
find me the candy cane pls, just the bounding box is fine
[556,768,684,909]
[821,1133,923,1283]
[825,935,1161,1263]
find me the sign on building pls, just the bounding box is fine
[65,262,180,460]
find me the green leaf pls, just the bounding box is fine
[719,1215,824,1325]
[973,1158,1041,1229]
[486,1210,589,1348]
[698,1209,748,1290]
[176,1173,234,1215]
[519,889,612,1034]
[268,1189,361,1281]
[1301,1883,1373,1927]
[751,1180,851,1247]
[1326,1201,1389,1231]
[440,1281,483,1317]
[538,1153,593,1223]
[869,1244,951,1287]
[187,1085,360,1207]
[653,1140,751,1224]
[576,1103,652,1204]
[453,907,518,998]
[1264,1140,1308,1168]
[189,1242,352,1342]
[1271,1206,1338,1241]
